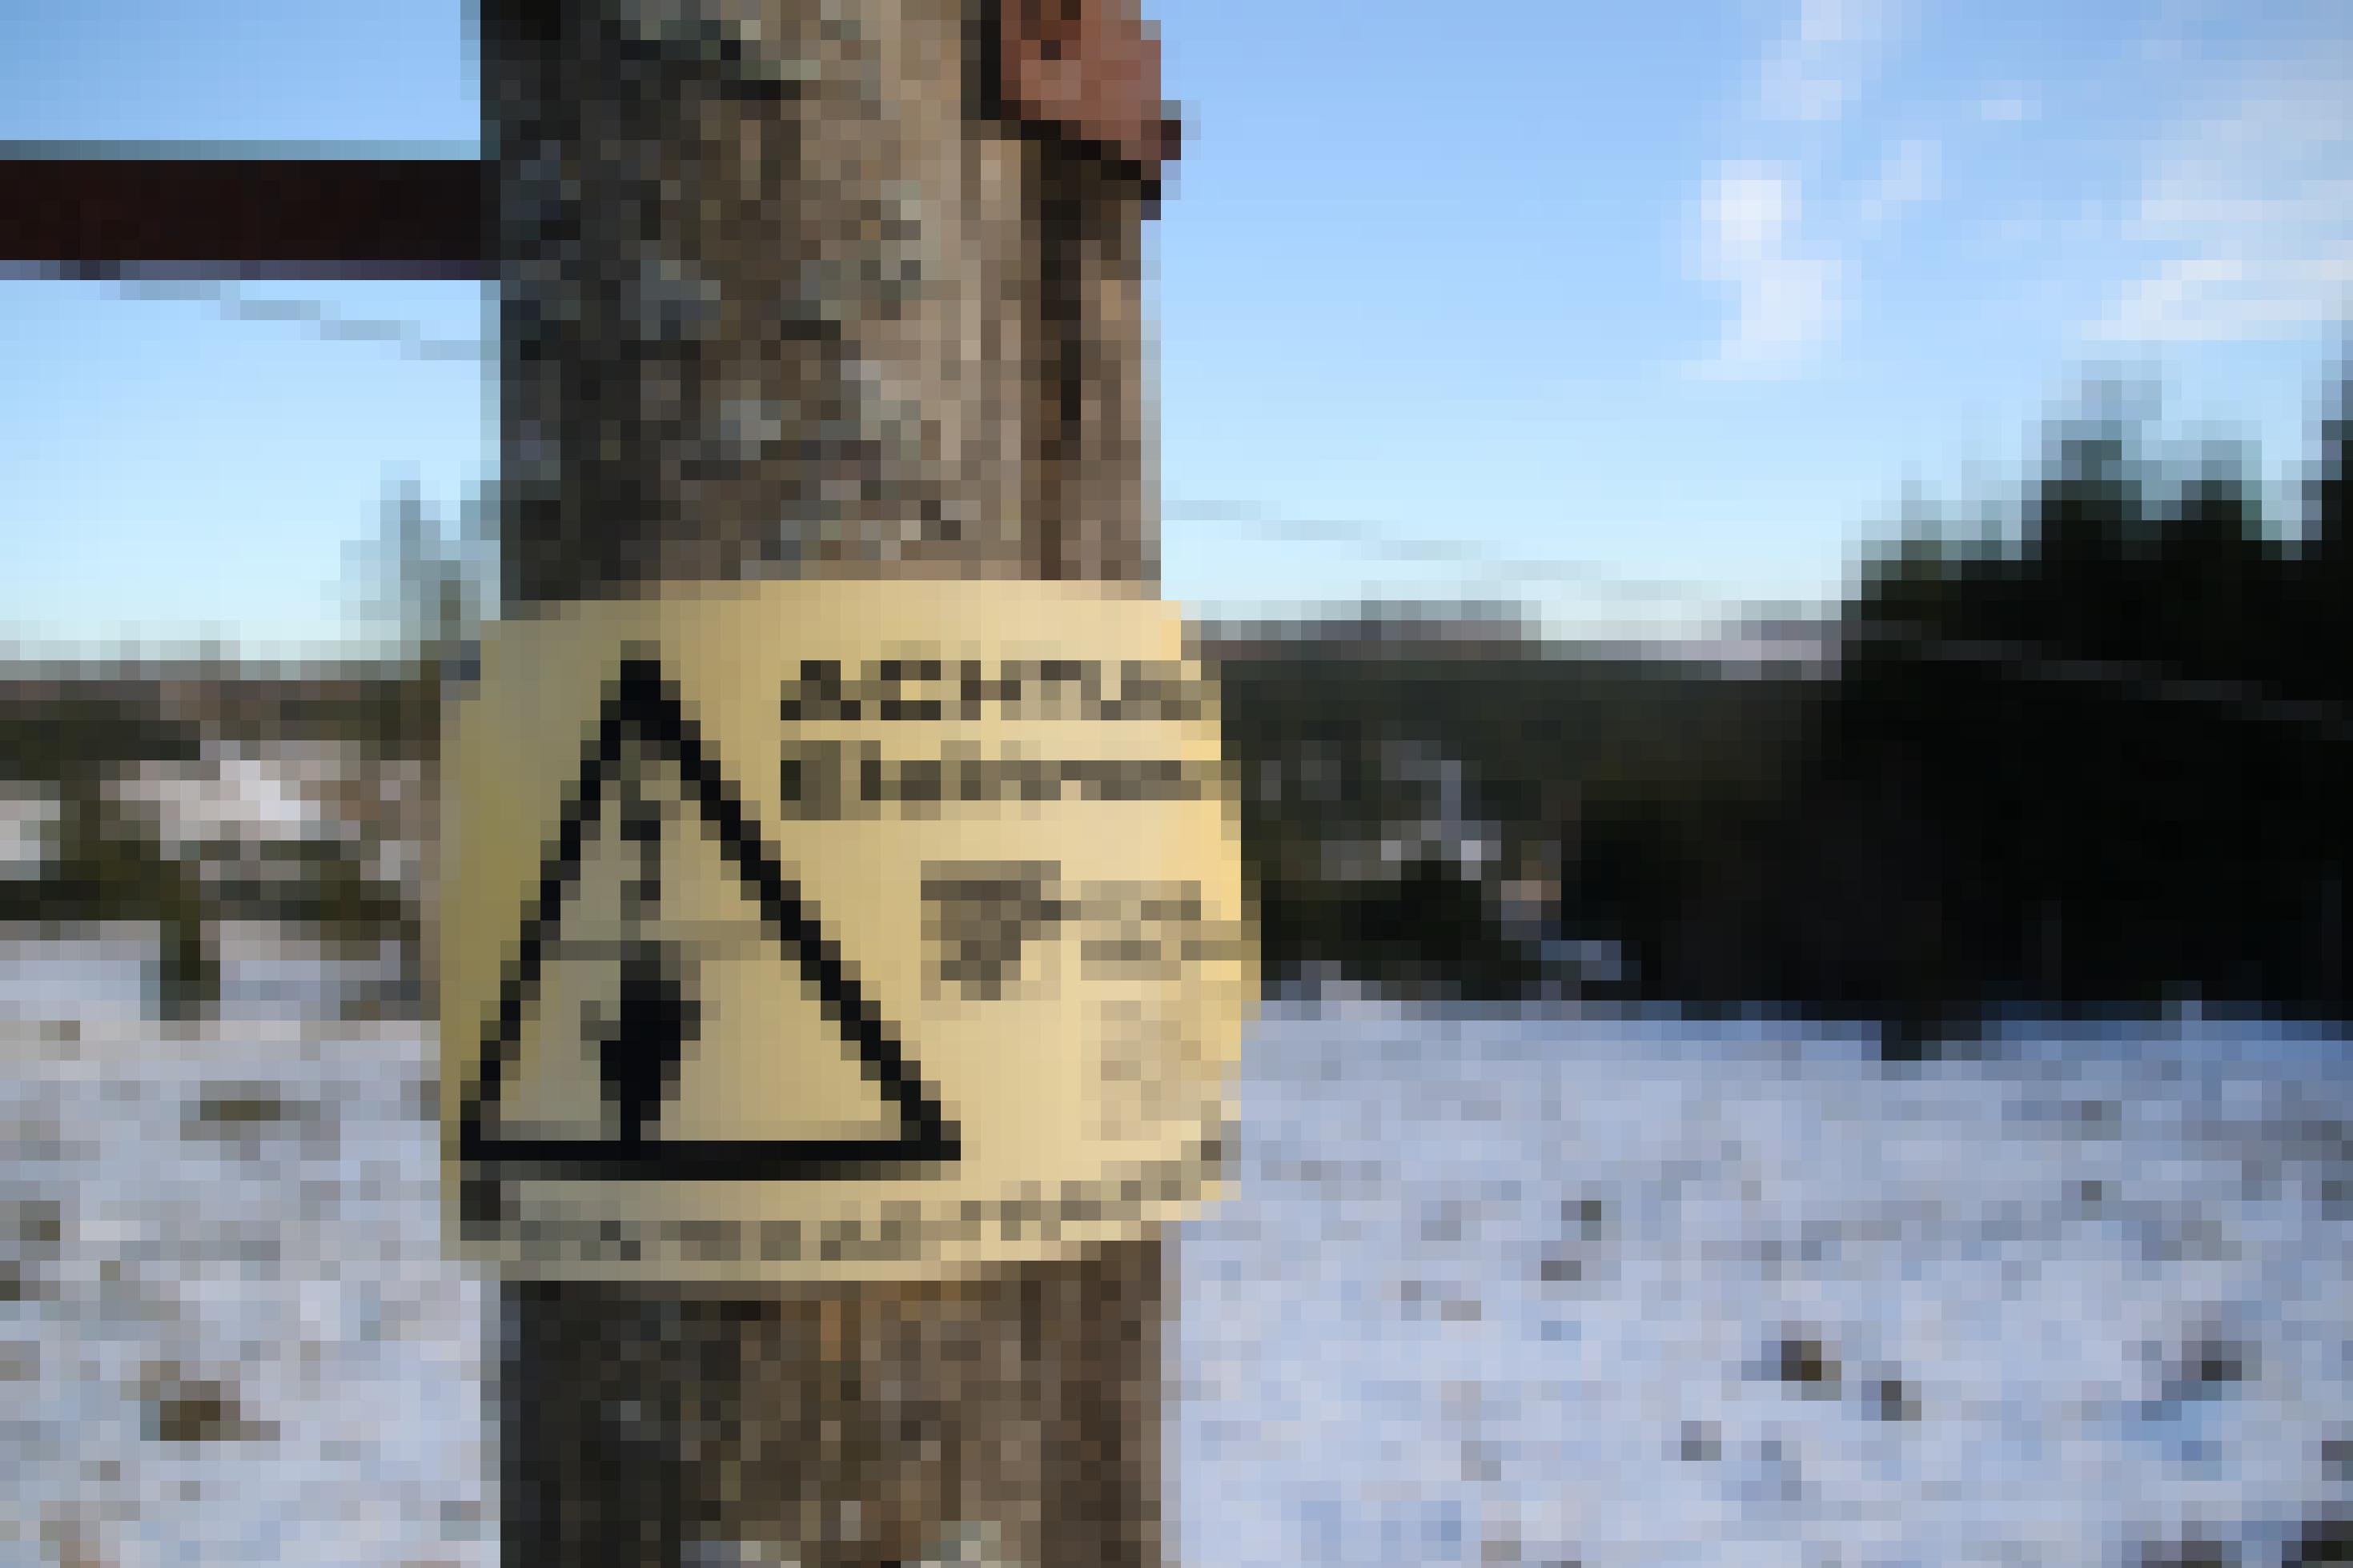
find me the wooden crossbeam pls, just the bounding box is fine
[0,154,486,280]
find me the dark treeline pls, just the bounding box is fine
[1221,361,2353,1049]
[1761,367,2353,1041]
[6,362,2348,1045]
[1215,625,1819,1006]
[0,665,429,1016]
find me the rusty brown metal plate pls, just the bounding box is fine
[1001,0,1179,170]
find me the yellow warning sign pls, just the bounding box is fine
[436,579,1251,1281]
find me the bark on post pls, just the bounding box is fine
[480,2,1171,1564]
[487,0,1158,602]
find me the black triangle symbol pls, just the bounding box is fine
[458,656,959,1181]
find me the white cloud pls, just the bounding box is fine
[1757,0,1896,123]
[1690,162,1848,378]
[1857,138,1940,232]
[1977,89,2037,124]
[1704,165,1799,267]
[2138,181,2353,231]
[1684,0,1926,377]
[2089,40,2353,345]
[2097,254,2353,344]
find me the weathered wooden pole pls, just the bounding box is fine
[476,3,1185,1565]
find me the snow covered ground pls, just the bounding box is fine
[2,1010,488,1568]
[1179,998,2350,1568]
[3,952,2347,1566]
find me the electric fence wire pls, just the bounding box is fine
[102,281,2353,743]
[107,277,487,363]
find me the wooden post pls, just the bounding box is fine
[480,3,1174,1565]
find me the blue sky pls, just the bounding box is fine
[2,0,2347,656]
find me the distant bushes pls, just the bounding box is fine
[1772,371,2353,1034]
[1219,363,2353,1045]
[0,669,430,1019]
[1216,629,1826,1007]
[8,363,2349,1041]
